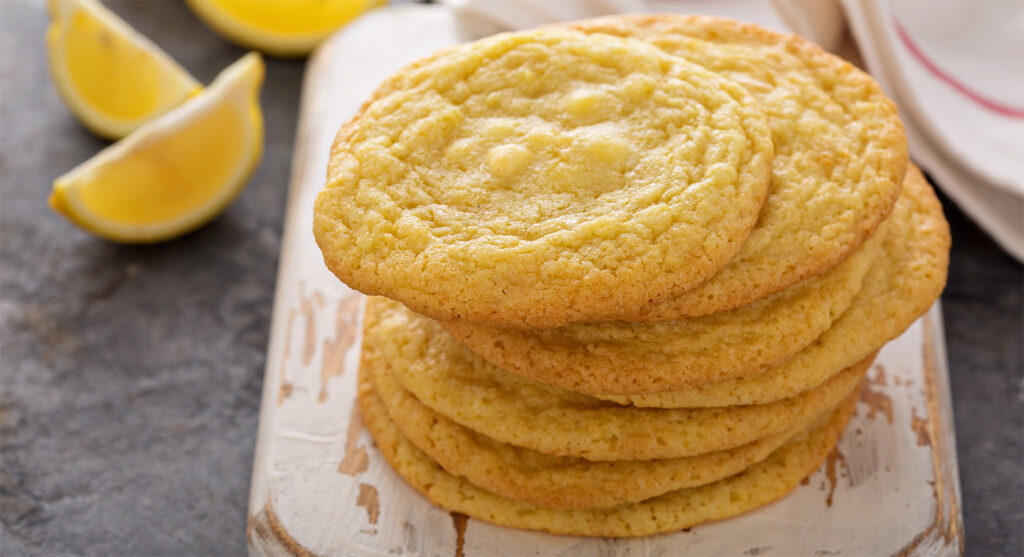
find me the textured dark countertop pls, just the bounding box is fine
[1,1,1021,555]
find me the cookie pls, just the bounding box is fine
[357,367,860,537]
[363,296,867,461]
[442,218,885,395]
[365,341,866,510]
[314,28,774,328]
[600,164,948,408]
[555,14,907,320]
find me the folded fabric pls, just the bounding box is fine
[440,0,790,34]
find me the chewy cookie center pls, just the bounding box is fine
[338,31,767,246]
[315,28,775,326]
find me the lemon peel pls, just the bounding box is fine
[49,53,265,244]
[46,0,202,139]
[185,0,385,57]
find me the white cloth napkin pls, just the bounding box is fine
[440,0,1024,261]
[440,0,790,34]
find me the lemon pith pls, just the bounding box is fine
[49,53,265,243]
[185,0,384,57]
[46,0,202,139]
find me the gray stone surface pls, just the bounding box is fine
[0,1,1020,556]
[936,189,1024,557]
[2,1,299,555]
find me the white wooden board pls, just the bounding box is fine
[246,6,965,556]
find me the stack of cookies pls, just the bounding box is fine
[312,14,950,537]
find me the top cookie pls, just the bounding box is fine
[314,29,773,328]
[559,15,908,319]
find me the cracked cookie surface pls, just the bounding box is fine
[362,296,867,461]
[357,361,860,537]
[558,15,908,320]
[365,337,867,510]
[442,217,885,395]
[314,29,773,328]
[599,165,948,408]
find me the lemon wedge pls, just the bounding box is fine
[46,0,202,140]
[49,53,265,243]
[185,0,385,57]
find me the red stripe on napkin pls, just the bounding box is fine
[894,19,1024,119]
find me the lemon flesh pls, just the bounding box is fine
[186,0,384,57]
[47,0,202,140]
[49,53,265,243]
